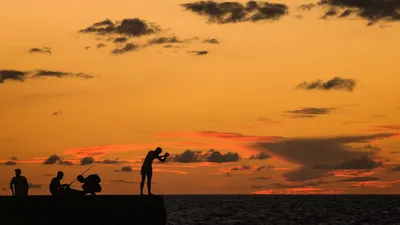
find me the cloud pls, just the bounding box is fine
[392,165,400,171]
[43,155,61,165]
[252,133,396,181]
[28,47,52,55]
[110,179,138,184]
[231,165,253,171]
[285,107,334,118]
[80,18,160,37]
[0,70,27,83]
[10,157,18,161]
[34,70,94,79]
[148,36,183,45]
[249,152,271,160]
[173,149,240,163]
[297,77,356,92]
[100,158,122,164]
[81,157,95,165]
[113,37,128,43]
[188,50,208,55]
[203,38,220,44]
[112,43,139,55]
[314,156,384,170]
[181,1,289,24]
[43,155,73,165]
[4,161,16,166]
[121,166,133,172]
[84,46,91,50]
[28,183,42,189]
[337,176,379,183]
[317,0,400,26]
[97,43,107,48]
[299,3,316,11]
[251,176,270,180]
[51,111,63,116]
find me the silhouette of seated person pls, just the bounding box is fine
[49,171,71,196]
[140,147,169,195]
[10,168,29,196]
[77,174,102,195]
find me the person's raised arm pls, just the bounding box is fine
[156,153,169,162]
[10,178,15,196]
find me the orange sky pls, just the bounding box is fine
[1,0,400,195]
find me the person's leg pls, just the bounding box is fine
[147,171,153,195]
[140,173,146,195]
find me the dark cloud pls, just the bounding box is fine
[203,38,220,44]
[121,166,133,172]
[314,156,383,170]
[43,155,61,165]
[100,159,122,164]
[81,157,95,165]
[285,107,334,118]
[80,18,159,37]
[231,165,253,171]
[34,70,93,79]
[207,149,240,162]
[249,152,271,160]
[97,43,107,48]
[10,157,18,161]
[0,70,27,83]
[28,183,42,189]
[174,150,203,163]
[43,155,73,165]
[173,149,240,163]
[256,165,274,171]
[0,70,93,83]
[59,160,73,165]
[110,179,138,184]
[251,185,266,189]
[391,165,400,171]
[337,176,379,183]
[252,133,395,181]
[297,77,356,92]
[317,0,400,26]
[251,176,270,180]
[299,3,316,11]
[188,50,208,55]
[111,43,138,55]
[28,47,52,55]
[51,111,63,116]
[148,36,183,45]
[321,7,338,19]
[181,1,289,24]
[4,161,16,166]
[113,37,128,43]
[84,46,91,50]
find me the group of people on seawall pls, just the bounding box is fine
[9,147,170,196]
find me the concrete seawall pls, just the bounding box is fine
[0,195,167,225]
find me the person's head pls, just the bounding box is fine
[57,171,64,180]
[77,175,85,183]
[155,147,162,154]
[14,169,21,176]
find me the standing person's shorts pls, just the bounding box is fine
[141,166,153,176]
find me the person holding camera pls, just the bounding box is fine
[140,147,169,196]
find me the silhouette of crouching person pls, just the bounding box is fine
[49,171,84,196]
[77,174,102,195]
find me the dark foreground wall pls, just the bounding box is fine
[0,195,167,225]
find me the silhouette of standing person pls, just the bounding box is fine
[49,171,69,196]
[10,169,29,196]
[140,147,169,195]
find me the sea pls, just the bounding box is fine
[164,195,400,225]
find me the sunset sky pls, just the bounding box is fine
[1,0,400,195]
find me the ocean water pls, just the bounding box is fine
[164,195,400,225]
